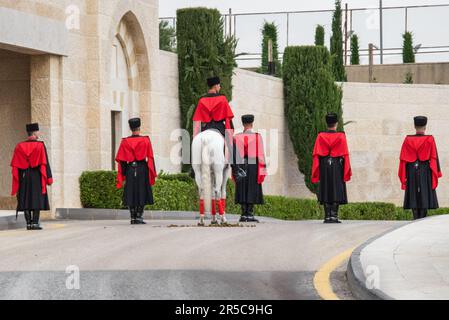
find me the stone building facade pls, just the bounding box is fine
[0,0,161,211]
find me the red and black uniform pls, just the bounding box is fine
[115,135,157,211]
[233,130,267,218]
[312,131,351,222]
[11,137,53,226]
[399,134,441,218]
[193,93,234,143]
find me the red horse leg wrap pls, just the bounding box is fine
[199,199,205,215]
[211,199,217,215]
[218,199,225,215]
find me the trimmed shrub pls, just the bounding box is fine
[403,31,415,63]
[283,46,343,193]
[79,171,449,221]
[330,0,347,81]
[159,20,176,52]
[315,25,325,46]
[260,21,282,77]
[79,171,123,209]
[350,34,360,65]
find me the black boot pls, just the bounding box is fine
[330,204,341,224]
[419,209,428,219]
[323,204,332,223]
[136,206,146,224]
[246,204,259,223]
[24,210,32,230]
[31,210,43,230]
[130,207,137,225]
[239,204,248,222]
[412,209,420,220]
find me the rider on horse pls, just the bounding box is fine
[192,76,235,217]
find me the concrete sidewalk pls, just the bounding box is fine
[348,214,449,300]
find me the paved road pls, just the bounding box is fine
[0,218,405,300]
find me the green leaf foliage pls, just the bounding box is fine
[403,31,415,63]
[314,25,325,46]
[350,34,360,65]
[282,46,343,194]
[330,0,347,81]
[159,20,176,52]
[260,21,282,77]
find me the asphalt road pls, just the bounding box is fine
[0,218,405,300]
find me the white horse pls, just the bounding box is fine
[192,129,231,225]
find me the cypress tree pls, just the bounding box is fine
[403,31,415,63]
[350,34,360,65]
[283,46,343,193]
[176,8,237,171]
[315,25,325,46]
[330,0,347,81]
[261,21,281,77]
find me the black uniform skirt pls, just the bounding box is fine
[17,167,50,211]
[403,160,438,209]
[318,156,348,205]
[123,161,154,207]
[235,157,264,205]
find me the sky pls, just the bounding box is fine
[159,0,449,67]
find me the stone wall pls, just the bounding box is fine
[346,62,449,85]
[0,49,31,208]
[342,82,449,206]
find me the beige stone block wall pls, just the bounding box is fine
[0,49,31,209]
[342,82,449,206]
[346,62,449,85]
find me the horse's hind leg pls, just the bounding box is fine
[192,163,205,226]
[213,164,228,224]
[220,165,232,213]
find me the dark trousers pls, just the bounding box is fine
[24,210,40,225]
[412,209,427,220]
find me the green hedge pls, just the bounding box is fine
[282,45,343,194]
[79,171,448,221]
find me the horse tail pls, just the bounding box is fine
[201,136,212,214]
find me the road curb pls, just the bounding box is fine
[55,208,245,221]
[0,214,26,231]
[347,222,416,300]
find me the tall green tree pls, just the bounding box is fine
[159,20,176,52]
[402,31,415,63]
[350,34,360,65]
[260,21,281,77]
[176,8,237,171]
[315,25,325,46]
[283,46,343,193]
[330,0,347,81]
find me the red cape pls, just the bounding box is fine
[233,132,267,184]
[398,135,442,190]
[311,132,352,184]
[192,95,234,136]
[115,136,157,188]
[10,140,53,196]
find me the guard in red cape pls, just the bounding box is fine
[192,76,234,150]
[115,118,157,225]
[398,116,441,220]
[312,113,352,223]
[232,115,267,223]
[11,123,53,230]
